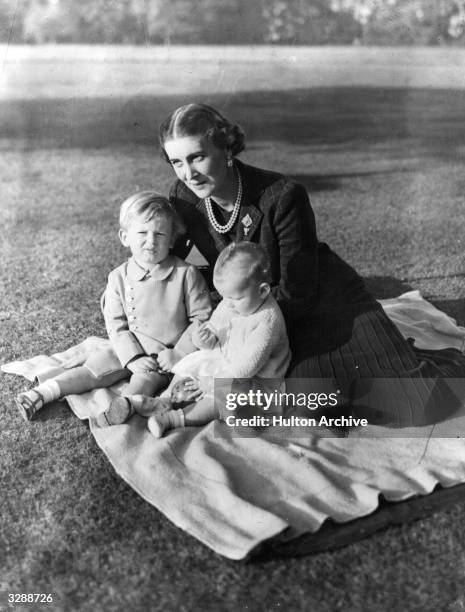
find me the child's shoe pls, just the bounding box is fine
[15,389,45,422]
[96,395,173,427]
[96,396,134,427]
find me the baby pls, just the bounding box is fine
[146,242,292,437]
[16,191,211,424]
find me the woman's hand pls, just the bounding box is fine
[126,355,160,374]
[183,378,204,400]
[171,376,204,404]
[157,348,182,372]
[183,376,214,401]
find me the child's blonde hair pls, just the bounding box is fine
[213,242,270,285]
[119,191,185,240]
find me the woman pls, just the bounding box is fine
[159,103,465,427]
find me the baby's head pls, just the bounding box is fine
[118,191,185,268]
[213,242,271,316]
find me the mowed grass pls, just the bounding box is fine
[1,49,465,611]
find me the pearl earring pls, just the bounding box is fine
[227,157,233,168]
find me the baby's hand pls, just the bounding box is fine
[127,355,159,374]
[157,348,182,372]
[192,320,217,349]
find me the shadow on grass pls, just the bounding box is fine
[2,88,465,164]
[427,298,465,326]
[363,275,414,300]
[292,167,422,192]
[30,399,78,423]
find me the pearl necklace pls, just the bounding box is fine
[204,167,242,234]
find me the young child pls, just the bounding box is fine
[146,242,292,438]
[16,191,212,425]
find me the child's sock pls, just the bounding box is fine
[147,408,185,438]
[35,380,61,404]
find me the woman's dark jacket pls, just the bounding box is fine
[169,159,367,324]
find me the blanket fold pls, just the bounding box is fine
[3,291,465,560]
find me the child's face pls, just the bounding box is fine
[214,270,269,316]
[119,215,173,268]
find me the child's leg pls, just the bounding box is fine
[182,396,218,426]
[147,395,219,438]
[15,367,128,421]
[124,372,169,398]
[103,373,201,426]
[97,371,171,426]
[55,367,128,396]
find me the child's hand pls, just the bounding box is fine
[127,355,159,374]
[157,348,182,372]
[192,320,217,349]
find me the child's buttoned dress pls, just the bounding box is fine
[83,255,212,382]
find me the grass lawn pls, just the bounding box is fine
[1,47,465,611]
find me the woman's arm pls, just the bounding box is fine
[270,180,320,320]
[169,180,195,260]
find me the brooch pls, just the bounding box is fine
[241,213,253,236]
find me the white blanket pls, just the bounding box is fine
[3,291,465,560]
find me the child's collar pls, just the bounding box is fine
[127,255,175,281]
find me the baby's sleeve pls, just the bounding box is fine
[225,314,277,378]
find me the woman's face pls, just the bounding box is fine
[164,134,230,200]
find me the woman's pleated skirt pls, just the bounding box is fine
[288,294,465,427]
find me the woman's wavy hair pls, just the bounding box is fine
[158,103,245,162]
[119,191,185,240]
